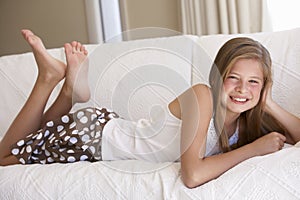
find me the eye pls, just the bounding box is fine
[249,79,259,84]
[227,75,238,80]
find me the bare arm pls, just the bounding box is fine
[170,84,286,188]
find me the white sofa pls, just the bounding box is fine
[0,28,300,199]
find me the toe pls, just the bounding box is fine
[64,43,73,55]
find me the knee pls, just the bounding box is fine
[0,155,18,166]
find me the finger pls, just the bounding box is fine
[279,140,285,149]
[273,132,286,142]
[278,133,286,142]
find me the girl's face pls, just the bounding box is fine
[222,58,264,116]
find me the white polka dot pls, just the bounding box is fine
[95,121,100,126]
[96,110,102,115]
[20,147,25,154]
[61,115,70,123]
[69,137,78,144]
[64,136,70,141]
[49,137,56,144]
[99,118,106,123]
[89,146,96,154]
[46,121,54,127]
[60,156,66,161]
[108,113,115,118]
[36,132,43,140]
[94,156,101,160]
[59,130,67,137]
[80,155,88,161]
[81,134,90,142]
[69,122,77,129]
[11,148,19,155]
[80,116,88,124]
[31,156,38,160]
[67,149,74,154]
[33,149,39,154]
[86,108,94,113]
[83,127,89,132]
[40,160,46,164]
[91,114,97,121]
[19,158,26,164]
[89,124,95,130]
[82,145,89,151]
[77,111,84,119]
[47,157,54,163]
[78,130,85,136]
[32,134,38,139]
[71,130,78,135]
[52,152,58,158]
[48,133,54,140]
[27,140,33,145]
[57,125,64,132]
[44,130,50,137]
[95,131,101,138]
[92,139,99,144]
[26,145,32,153]
[37,140,44,146]
[90,131,95,137]
[45,150,51,156]
[17,140,25,147]
[67,156,76,162]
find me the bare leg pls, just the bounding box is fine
[0,29,66,165]
[41,41,90,126]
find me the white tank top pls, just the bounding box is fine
[101,106,239,162]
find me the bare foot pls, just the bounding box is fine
[63,41,90,103]
[21,29,66,85]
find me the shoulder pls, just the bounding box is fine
[191,83,213,103]
[191,83,211,93]
[168,83,213,120]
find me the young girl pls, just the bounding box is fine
[0,30,299,188]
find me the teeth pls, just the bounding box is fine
[233,97,247,102]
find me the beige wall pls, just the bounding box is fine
[0,0,89,56]
[119,0,182,40]
[0,0,181,56]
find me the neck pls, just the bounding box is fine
[224,113,240,137]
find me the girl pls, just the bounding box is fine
[0,30,299,188]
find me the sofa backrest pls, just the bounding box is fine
[0,35,194,136]
[1,28,300,137]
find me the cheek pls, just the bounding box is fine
[223,81,235,92]
[250,86,263,99]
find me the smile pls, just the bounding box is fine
[230,96,248,103]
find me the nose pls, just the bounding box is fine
[235,81,248,93]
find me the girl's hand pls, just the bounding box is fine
[262,81,274,112]
[250,132,286,156]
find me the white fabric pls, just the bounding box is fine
[102,106,182,162]
[0,145,299,199]
[1,28,300,199]
[101,107,239,162]
[180,0,271,35]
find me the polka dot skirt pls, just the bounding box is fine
[10,107,118,164]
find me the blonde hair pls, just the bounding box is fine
[209,37,286,152]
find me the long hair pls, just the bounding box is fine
[208,37,287,152]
